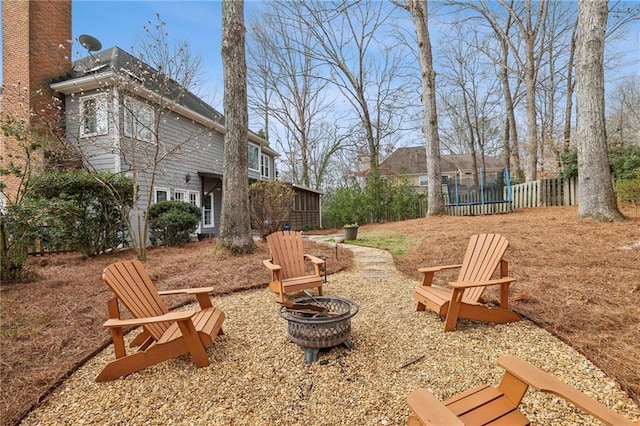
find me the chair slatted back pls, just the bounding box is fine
[458,234,509,302]
[266,231,307,280]
[102,260,170,341]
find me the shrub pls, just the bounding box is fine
[148,201,201,246]
[615,168,640,205]
[30,170,133,257]
[0,198,56,281]
[249,181,294,239]
[322,175,422,228]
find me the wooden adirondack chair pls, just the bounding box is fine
[96,260,225,382]
[263,230,325,303]
[413,233,520,331]
[407,355,640,426]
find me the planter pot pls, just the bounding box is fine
[343,227,358,240]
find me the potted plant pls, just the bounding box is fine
[343,223,359,240]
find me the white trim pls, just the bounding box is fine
[260,153,271,178]
[173,189,187,202]
[79,93,108,138]
[202,192,214,228]
[112,89,121,172]
[248,143,260,171]
[124,97,154,143]
[50,71,117,93]
[51,71,277,153]
[154,187,169,203]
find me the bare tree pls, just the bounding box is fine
[537,1,575,176]
[399,0,445,215]
[576,0,623,221]
[607,75,640,148]
[247,4,335,189]
[289,0,410,180]
[447,0,548,182]
[219,0,255,253]
[437,23,504,185]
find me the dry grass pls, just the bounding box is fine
[1,205,639,425]
[378,204,640,408]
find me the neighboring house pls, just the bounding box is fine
[379,146,505,194]
[50,46,278,238]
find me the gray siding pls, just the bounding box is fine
[69,89,276,240]
[65,88,119,172]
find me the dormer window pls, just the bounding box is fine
[80,93,107,137]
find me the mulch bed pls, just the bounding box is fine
[2,204,639,425]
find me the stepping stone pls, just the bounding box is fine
[363,265,387,271]
[360,258,388,263]
[354,273,389,278]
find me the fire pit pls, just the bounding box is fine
[279,296,359,363]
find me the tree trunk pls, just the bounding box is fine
[524,31,539,182]
[406,0,445,215]
[219,0,256,253]
[576,0,623,221]
[497,9,521,180]
[563,21,577,155]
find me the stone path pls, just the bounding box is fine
[308,235,393,279]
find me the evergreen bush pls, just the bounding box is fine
[148,200,201,246]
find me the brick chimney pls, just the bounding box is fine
[1,0,72,201]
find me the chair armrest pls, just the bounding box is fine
[263,259,282,272]
[418,264,463,274]
[103,311,195,328]
[449,277,515,289]
[407,388,464,426]
[158,287,214,296]
[304,254,325,265]
[497,356,637,426]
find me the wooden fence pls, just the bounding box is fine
[446,201,513,216]
[508,176,578,209]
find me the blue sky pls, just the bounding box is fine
[1,1,638,108]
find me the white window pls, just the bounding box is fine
[418,175,428,186]
[261,154,271,178]
[188,192,200,207]
[175,190,199,207]
[80,93,107,137]
[173,190,185,202]
[154,187,169,203]
[202,193,214,227]
[124,97,154,142]
[248,144,259,171]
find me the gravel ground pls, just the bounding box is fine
[21,243,640,425]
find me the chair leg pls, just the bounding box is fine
[177,319,209,368]
[444,289,464,331]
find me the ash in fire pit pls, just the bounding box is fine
[279,296,359,363]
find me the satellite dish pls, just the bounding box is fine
[78,34,102,52]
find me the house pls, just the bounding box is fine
[49,46,279,238]
[379,146,505,194]
[1,1,322,239]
